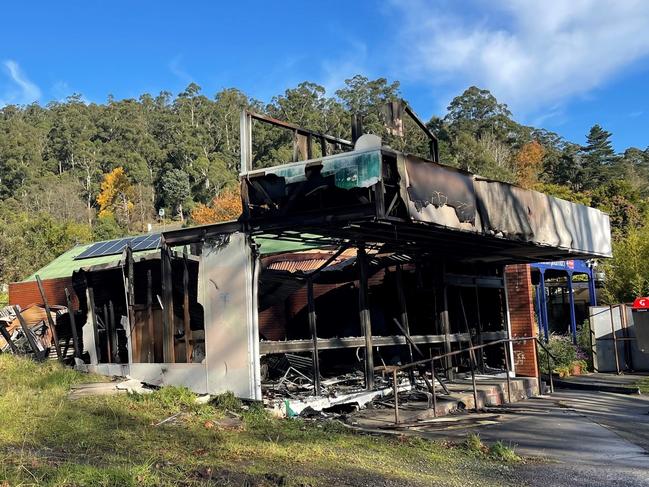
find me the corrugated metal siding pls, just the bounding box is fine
[8,277,79,310]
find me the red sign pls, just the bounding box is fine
[632,297,649,310]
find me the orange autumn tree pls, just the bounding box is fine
[513,140,545,188]
[191,186,243,224]
[96,167,135,226]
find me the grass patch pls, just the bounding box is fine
[636,377,649,394]
[0,355,523,486]
[462,434,522,463]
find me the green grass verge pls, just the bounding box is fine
[0,355,522,486]
[635,377,649,394]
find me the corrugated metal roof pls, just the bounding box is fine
[24,244,158,282]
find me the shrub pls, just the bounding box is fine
[538,334,587,374]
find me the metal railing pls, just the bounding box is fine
[376,336,557,425]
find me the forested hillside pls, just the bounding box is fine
[1,76,647,301]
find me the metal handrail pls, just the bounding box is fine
[376,336,555,425]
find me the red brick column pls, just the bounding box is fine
[504,264,538,377]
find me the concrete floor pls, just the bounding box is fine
[413,390,649,486]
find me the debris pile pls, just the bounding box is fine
[0,304,67,360]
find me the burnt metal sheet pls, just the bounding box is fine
[398,154,477,229]
[396,152,612,257]
[474,180,612,256]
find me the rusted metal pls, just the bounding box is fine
[503,341,512,403]
[35,275,62,361]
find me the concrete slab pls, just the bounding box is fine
[553,372,646,394]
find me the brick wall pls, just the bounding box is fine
[8,277,78,310]
[258,269,387,341]
[504,264,538,377]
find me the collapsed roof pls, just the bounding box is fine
[229,107,612,264]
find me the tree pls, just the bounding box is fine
[444,86,514,139]
[190,187,242,224]
[96,167,135,228]
[601,223,649,303]
[160,168,191,221]
[513,140,545,188]
[336,75,401,137]
[580,124,617,190]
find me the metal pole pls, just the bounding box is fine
[430,354,438,417]
[535,285,543,337]
[547,350,554,393]
[534,339,542,395]
[358,245,374,390]
[539,271,549,341]
[470,351,479,412]
[307,279,321,395]
[610,305,620,374]
[392,368,399,425]
[567,272,577,344]
[503,341,512,404]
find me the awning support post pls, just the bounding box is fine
[567,272,577,344]
[358,245,374,390]
[307,278,321,395]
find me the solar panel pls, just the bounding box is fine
[75,233,161,260]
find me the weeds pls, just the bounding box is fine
[462,434,521,463]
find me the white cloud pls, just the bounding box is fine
[168,55,193,85]
[0,60,41,106]
[390,0,649,115]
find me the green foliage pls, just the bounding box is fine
[0,210,93,283]
[462,434,521,463]
[211,391,243,411]
[489,441,521,463]
[93,214,127,241]
[160,168,191,219]
[538,334,590,374]
[0,78,648,299]
[601,222,649,303]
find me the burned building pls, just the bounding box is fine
[6,104,611,412]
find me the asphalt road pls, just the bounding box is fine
[420,390,649,486]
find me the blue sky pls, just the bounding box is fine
[1,0,649,151]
